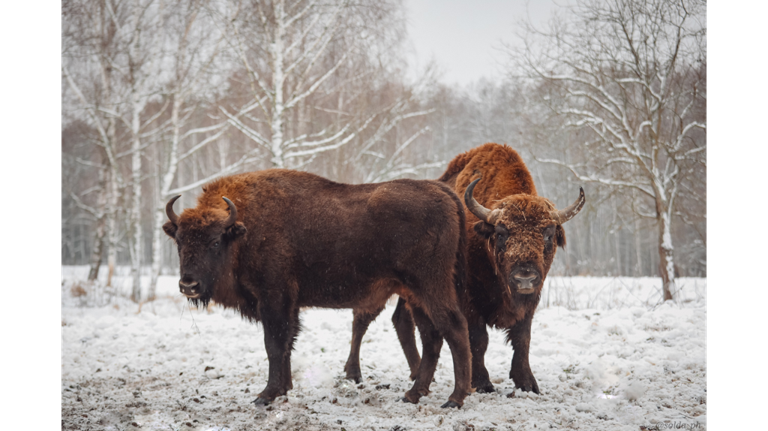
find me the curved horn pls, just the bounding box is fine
[165,195,181,225]
[550,187,585,224]
[464,177,495,223]
[222,196,238,227]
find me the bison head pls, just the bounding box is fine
[162,195,247,305]
[464,178,584,296]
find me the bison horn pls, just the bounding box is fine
[464,177,499,223]
[550,187,586,224]
[166,195,182,225]
[222,196,238,227]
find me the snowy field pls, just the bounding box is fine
[61,267,707,430]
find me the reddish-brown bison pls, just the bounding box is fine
[163,169,472,408]
[345,143,585,394]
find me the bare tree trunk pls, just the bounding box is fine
[88,218,106,281]
[87,168,108,281]
[270,0,286,168]
[106,156,119,288]
[149,206,165,300]
[658,211,676,301]
[88,186,107,281]
[129,88,143,303]
[634,192,643,276]
[149,98,183,300]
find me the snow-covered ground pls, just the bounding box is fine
[61,269,706,430]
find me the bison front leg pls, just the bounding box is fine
[506,313,539,394]
[391,297,420,380]
[345,305,384,383]
[253,299,298,406]
[468,317,495,393]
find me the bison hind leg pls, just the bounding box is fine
[391,297,421,380]
[469,320,495,393]
[402,305,443,404]
[345,306,384,383]
[413,301,472,407]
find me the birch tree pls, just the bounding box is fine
[119,0,169,302]
[351,76,443,183]
[216,0,411,170]
[513,0,706,300]
[63,0,129,289]
[64,0,168,302]
[147,0,228,300]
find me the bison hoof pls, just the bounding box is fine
[345,371,362,384]
[473,380,495,394]
[344,365,363,383]
[511,370,540,394]
[252,397,271,406]
[401,389,424,404]
[441,400,462,409]
[513,380,540,394]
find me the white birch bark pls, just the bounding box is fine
[129,87,143,303]
[146,2,227,299]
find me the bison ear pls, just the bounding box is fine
[556,225,566,249]
[162,221,177,239]
[473,221,495,238]
[225,221,247,239]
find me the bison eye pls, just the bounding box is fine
[495,224,509,238]
[543,226,556,243]
[212,241,220,248]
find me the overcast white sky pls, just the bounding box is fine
[404,0,562,86]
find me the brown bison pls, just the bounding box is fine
[344,143,584,394]
[163,169,472,408]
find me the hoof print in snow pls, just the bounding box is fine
[375,383,390,390]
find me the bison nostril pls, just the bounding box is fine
[179,280,200,294]
[512,271,539,291]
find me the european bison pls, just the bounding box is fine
[345,143,585,394]
[163,169,472,408]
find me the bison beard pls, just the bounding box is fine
[163,169,472,408]
[345,143,585,396]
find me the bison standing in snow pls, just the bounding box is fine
[345,143,585,394]
[163,169,472,408]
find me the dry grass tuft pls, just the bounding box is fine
[70,283,88,298]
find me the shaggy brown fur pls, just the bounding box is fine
[163,169,471,408]
[345,143,584,395]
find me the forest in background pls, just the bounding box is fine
[61,0,706,302]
